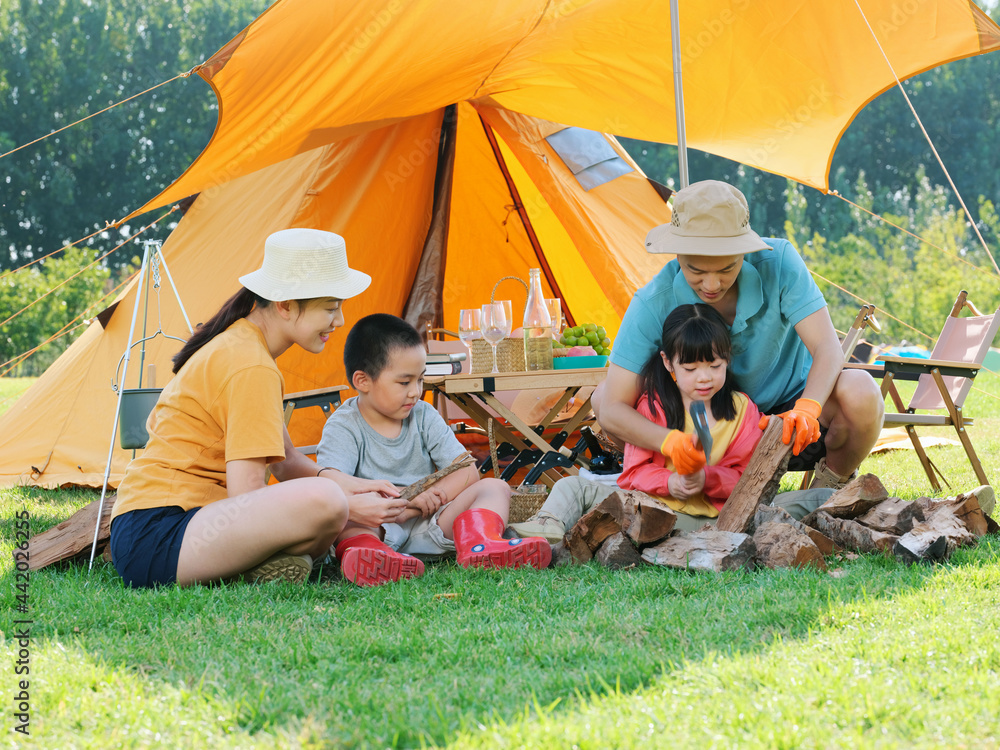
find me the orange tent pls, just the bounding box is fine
[3,0,998,488]
[0,103,670,488]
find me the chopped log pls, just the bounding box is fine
[549,540,575,567]
[943,492,989,537]
[893,492,987,564]
[894,513,974,563]
[594,532,644,570]
[399,452,474,500]
[913,493,988,537]
[26,496,114,570]
[716,419,792,534]
[566,532,594,564]
[806,511,899,555]
[754,504,838,555]
[986,513,999,536]
[617,490,677,546]
[753,521,827,571]
[566,493,626,563]
[893,531,950,563]
[641,530,756,572]
[857,498,925,536]
[802,474,888,523]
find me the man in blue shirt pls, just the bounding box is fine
[596,180,884,489]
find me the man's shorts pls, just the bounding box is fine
[109,506,201,588]
[382,505,455,560]
[765,394,828,473]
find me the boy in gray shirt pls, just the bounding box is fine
[317,314,551,586]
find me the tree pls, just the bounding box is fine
[0,246,113,375]
[0,0,273,270]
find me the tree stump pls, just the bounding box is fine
[753,521,827,571]
[26,496,115,570]
[716,419,791,533]
[641,530,756,572]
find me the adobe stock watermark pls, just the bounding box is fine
[871,0,932,37]
[187,105,295,212]
[11,508,33,737]
[339,0,404,64]
[682,0,751,64]
[746,81,833,169]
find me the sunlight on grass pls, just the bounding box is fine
[446,544,1000,749]
[2,374,999,747]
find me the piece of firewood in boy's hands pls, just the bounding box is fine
[408,487,448,518]
[398,452,474,501]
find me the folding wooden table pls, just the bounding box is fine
[425,368,607,485]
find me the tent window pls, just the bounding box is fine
[545,127,633,191]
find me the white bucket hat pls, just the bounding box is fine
[645,180,771,256]
[239,228,372,301]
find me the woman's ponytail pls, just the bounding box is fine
[171,287,266,373]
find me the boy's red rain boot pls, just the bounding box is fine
[335,535,424,587]
[453,508,552,570]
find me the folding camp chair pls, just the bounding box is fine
[841,304,881,363]
[876,290,998,492]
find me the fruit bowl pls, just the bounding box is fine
[553,355,609,370]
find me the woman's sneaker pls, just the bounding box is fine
[240,553,313,584]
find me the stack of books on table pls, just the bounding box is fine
[426,352,466,376]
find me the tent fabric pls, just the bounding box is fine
[0,107,670,488]
[129,0,1000,212]
[5,0,1000,490]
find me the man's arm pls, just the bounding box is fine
[793,307,843,411]
[594,364,671,453]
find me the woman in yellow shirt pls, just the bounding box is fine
[110,229,402,588]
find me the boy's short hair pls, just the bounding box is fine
[343,313,424,381]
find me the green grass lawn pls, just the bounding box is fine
[2,373,1000,748]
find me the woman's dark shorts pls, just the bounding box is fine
[109,506,201,588]
[765,395,828,472]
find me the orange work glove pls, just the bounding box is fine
[660,430,706,475]
[758,398,823,456]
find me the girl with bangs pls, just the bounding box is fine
[511,304,767,539]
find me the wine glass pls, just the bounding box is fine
[481,300,512,374]
[544,298,562,338]
[457,308,481,363]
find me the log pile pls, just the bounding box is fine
[560,478,995,573]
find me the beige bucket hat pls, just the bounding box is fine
[239,228,372,301]
[645,180,771,256]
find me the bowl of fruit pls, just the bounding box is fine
[552,322,611,369]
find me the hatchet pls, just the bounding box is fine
[689,401,713,466]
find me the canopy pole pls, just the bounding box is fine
[670,0,689,188]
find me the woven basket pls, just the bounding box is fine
[488,419,548,523]
[470,276,527,373]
